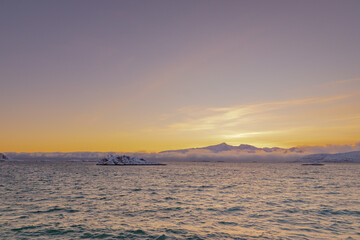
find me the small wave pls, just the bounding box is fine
[282,199,306,203]
[298,228,320,233]
[248,213,269,218]
[11,225,42,231]
[221,185,236,189]
[165,228,188,235]
[162,207,183,211]
[326,192,340,195]
[225,206,243,212]
[206,207,218,212]
[119,229,162,239]
[126,229,147,235]
[265,201,277,206]
[13,227,75,237]
[319,209,360,216]
[80,232,113,239]
[164,197,175,200]
[43,228,75,235]
[218,221,238,226]
[284,208,300,213]
[184,234,204,240]
[155,234,167,240]
[31,206,79,214]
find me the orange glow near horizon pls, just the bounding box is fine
[2,87,359,153]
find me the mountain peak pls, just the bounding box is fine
[238,144,259,151]
[218,142,230,146]
[203,143,236,152]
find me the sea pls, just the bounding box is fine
[0,161,359,239]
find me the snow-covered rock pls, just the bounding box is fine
[96,155,165,165]
[298,151,360,163]
[0,153,8,160]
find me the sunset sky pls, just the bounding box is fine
[1,0,360,152]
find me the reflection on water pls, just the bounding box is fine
[1,161,359,239]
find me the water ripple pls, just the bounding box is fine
[1,161,359,239]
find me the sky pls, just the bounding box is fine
[1,0,360,152]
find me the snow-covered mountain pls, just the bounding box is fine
[160,142,303,154]
[202,143,238,152]
[297,151,360,163]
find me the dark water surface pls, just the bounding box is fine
[1,161,359,239]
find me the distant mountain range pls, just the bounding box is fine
[160,142,304,154]
[297,151,360,163]
[2,143,360,162]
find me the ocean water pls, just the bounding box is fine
[0,161,359,240]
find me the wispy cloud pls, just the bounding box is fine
[167,94,353,132]
[152,92,360,147]
[222,131,277,139]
